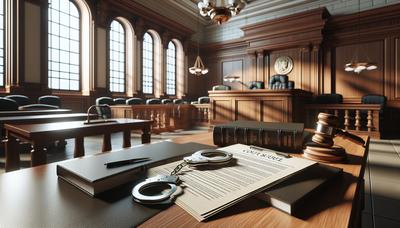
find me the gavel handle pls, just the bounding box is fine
[336,129,365,145]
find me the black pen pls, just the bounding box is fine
[104,157,151,168]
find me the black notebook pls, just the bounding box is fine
[256,163,343,216]
[57,141,215,196]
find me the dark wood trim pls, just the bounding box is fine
[24,0,41,5]
[18,0,25,86]
[40,0,48,91]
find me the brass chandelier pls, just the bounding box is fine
[197,0,246,25]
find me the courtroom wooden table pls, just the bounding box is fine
[0,132,369,228]
[4,118,152,172]
[0,108,72,117]
[0,113,95,139]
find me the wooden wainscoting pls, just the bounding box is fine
[209,89,312,125]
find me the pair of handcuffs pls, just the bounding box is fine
[132,149,233,205]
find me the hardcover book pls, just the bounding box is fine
[57,141,215,196]
[213,120,304,152]
[256,163,343,216]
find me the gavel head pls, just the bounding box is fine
[312,113,339,147]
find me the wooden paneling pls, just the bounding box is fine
[202,4,400,136]
[335,41,384,99]
[396,37,400,99]
[209,89,311,124]
[269,48,302,89]
[222,60,243,90]
[212,99,232,123]
[261,99,287,122]
[235,99,259,121]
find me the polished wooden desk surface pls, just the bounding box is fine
[0,109,72,117]
[141,132,369,228]
[4,118,152,139]
[4,118,153,171]
[0,132,369,227]
[0,113,92,123]
[0,113,93,138]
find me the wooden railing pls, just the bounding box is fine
[110,104,211,134]
[191,103,210,126]
[110,104,191,134]
[305,104,383,138]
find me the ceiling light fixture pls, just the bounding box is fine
[189,13,209,76]
[344,0,377,74]
[189,56,209,76]
[197,0,246,25]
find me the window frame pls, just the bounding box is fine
[47,0,82,92]
[107,19,126,94]
[0,0,5,88]
[141,32,154,95]
[166,41,177,96]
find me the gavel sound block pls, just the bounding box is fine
[303,113,348,162]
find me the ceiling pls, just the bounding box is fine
[132,0,400,43]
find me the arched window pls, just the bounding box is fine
[109,20,125,93]
[48,0,80,91]
[166,41,176,95]
[142,32,153,94]
[0,0,4,87]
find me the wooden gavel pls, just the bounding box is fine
[312,113,365,147]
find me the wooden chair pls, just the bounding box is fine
[314,94,343,104]
[126,98,144,105]
[161,99,173,104]
[146,98,161,105]
[18,104,59,111]
[5,95,31,106]
[38,95,61,108]
[95,97,114,119]
[212,85,231,91]
[0,98,19,111]
[113,98,126,105]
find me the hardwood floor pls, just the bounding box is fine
[0,130,399,227]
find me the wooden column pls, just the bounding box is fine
[300,46,311,91]
[161,32,170,97]
[256,50,265,82]
[310,44,321,95]
[134,19,145,94]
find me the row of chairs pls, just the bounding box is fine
[313,93,387,107]
[95,97,187,106]
[0,95,61,111]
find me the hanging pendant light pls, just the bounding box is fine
[344,0,377,74]
[189,56,209,76]
[189,13,209,76]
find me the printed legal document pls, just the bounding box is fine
[147,144,316,221]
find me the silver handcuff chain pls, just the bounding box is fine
[132,149,233,205]
[170,161,188,176]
